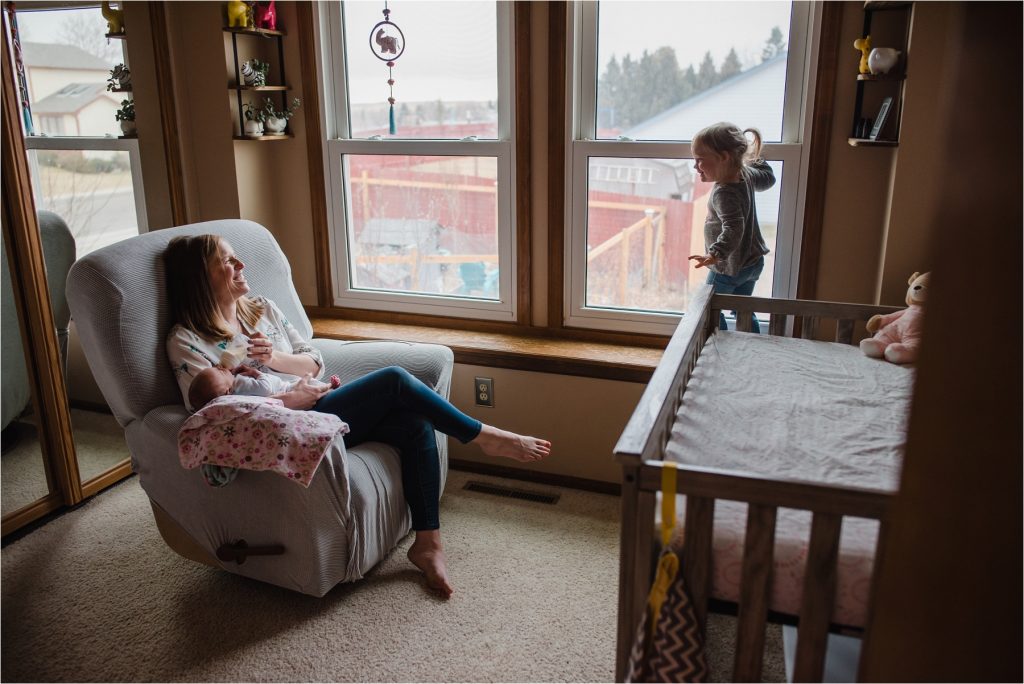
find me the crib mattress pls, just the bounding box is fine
[663,330,915,627]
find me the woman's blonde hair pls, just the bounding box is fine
[164,234,264,342]
[692,122,764,171]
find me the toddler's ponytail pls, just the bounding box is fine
[743,127,763,162]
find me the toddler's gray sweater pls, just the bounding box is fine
[704,159,776,277]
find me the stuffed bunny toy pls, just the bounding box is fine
[860,271,929,364]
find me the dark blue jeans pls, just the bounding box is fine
[706,256,764,333]
[313,366,482,531]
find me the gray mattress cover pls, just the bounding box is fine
[663,331,915,626]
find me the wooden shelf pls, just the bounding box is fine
[863,1,912,10]
[223,26,285,37]
[117,134,138,140]
[233,134,294,141]
[108,87,132,93]
[231,85,290,92]
[104,32,127,40]
[848,138,898,147]
[857,73,905,81]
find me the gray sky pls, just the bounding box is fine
[15,2,793,104]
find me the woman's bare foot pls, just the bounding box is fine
[407,530,454,599]
[473,424,552,462]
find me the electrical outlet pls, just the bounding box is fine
[474,377,494,407]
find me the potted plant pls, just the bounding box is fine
[115,98,136,137]
[262,96,301,135]
[241,58,270,87]
[106,63,132,92]
[242,101,266,137]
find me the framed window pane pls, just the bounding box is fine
[16,8,127,139]
[595,1,792,141]
[585,157,782,314]
[344,154,500,300]
[343,2,499,140]
[26,149,141,257]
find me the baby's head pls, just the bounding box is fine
[692,122,763,181]
[189,365,235,410]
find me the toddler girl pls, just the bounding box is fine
[688,122,776,332]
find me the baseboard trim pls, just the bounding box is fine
[448,459,620,496]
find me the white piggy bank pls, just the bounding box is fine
[868,48,901,75]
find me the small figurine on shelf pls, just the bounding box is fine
[101,1,125,35]
[242,102,266,137]
[226,0,253,28]
[241,59,269,87]
[115,98,136,137]
[853,35,872,75]
[106,64,132,92]
[261,96,301,135]
[253,1,277,31]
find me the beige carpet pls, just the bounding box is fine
[1,469,784,682]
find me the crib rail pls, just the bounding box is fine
[712,293,901,342]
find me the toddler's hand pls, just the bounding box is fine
[688,253,719,269]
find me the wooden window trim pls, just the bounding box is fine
[310,315,662,383]
[797,2,843,300]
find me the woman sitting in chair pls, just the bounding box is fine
[164,234,551,598]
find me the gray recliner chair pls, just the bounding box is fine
[66,220,452,596]
[2,210,75,432]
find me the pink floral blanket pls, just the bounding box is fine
[178,396,349,487]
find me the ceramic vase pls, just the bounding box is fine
[264,116,287,135]
[119,120,136,137]
[867,48,901,75]
[243,120,264,138]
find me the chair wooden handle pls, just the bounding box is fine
[216,539,285,565]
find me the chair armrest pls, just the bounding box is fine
[311,339,455,399]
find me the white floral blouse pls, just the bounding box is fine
[167,296,324,411]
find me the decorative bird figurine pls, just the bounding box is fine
[101,1,125,35]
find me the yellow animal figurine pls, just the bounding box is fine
[227,1,251,28]
[101,1,125,35]
[853,35,872,75]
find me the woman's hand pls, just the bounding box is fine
[277,374,328,410]
[247,331,276,366]
[688,253,719,269]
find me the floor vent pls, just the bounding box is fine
[462,480,560,505]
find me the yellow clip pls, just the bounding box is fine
[661,462,677,549]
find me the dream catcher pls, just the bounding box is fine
[368,1,405,135]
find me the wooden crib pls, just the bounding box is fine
[614,285,908,682]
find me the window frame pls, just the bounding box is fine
[563,1,822,335]
[316,1,520,323]
[23,135,149,235]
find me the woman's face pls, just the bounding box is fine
[207,240,249,302]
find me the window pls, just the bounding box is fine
[12,5,148,257]
[318,2,516,321]
[566,1,818,334]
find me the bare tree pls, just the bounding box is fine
[58,13,122,64]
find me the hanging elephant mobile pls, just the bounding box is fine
[368,2,405,135]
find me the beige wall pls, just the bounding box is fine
[110,2,968,484]
[448,364,645,485]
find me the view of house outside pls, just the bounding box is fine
[14,7,139,257]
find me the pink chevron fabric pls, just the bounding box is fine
[626,550,708,683]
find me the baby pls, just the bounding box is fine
[189,363,341,411]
